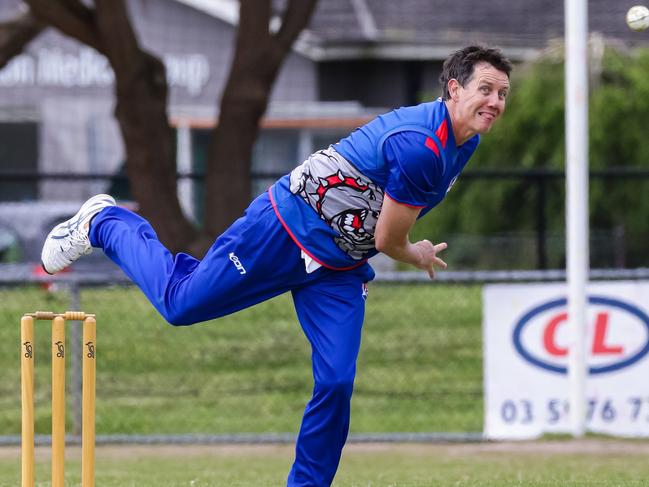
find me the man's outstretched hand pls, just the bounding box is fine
[413,240,448,279]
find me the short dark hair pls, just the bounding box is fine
[439,45,513,100]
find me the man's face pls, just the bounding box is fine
[451,62,510,136]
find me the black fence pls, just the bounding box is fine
[2,167,649,270]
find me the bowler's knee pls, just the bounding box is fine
[159,305,196,327]
[315,375,355,400]
[160,301,228,326]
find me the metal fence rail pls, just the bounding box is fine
[3,263,649,285]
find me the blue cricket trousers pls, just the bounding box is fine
[89,191,375,487]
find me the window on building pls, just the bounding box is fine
[0,122,39,201]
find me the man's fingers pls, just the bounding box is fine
[415,240,448,278]
[434,242,448,253]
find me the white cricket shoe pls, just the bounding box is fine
[41,194,116,274]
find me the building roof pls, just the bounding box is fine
[178,0,649,61]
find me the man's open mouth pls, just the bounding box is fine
[478,111,496,122]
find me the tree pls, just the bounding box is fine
[1,0,317,256]
[0,11,44,69]
[205,1,318,239]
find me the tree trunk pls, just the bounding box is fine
[26,0,198,254]
[111,52,199,253]
[93,0,198,253]
[0,13,45,69]
[203,0,318,237]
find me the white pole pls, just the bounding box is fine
[176,121,195,222]
[565,0,589,437]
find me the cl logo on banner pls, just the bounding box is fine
[512,296,649,375]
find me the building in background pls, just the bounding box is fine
[0,0,647,261]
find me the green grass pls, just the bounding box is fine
[3,287,649,485]
[0,283,482,435]
[1,441,649,486]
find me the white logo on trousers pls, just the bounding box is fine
[229,252,246,275]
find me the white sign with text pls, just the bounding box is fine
[0,47,210,95]
[483,281,649,439]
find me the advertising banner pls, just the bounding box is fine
[484,281,649,439]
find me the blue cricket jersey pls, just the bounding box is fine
[270,98,480,270]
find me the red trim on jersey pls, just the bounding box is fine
[424,136,439,156]
[435,118,449,148]
[268,188,367,272]
[384,192,426,209]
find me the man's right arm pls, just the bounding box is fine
[376,131,449,278]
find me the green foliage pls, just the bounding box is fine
[413,46,649,269]
[589,48,649,263]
